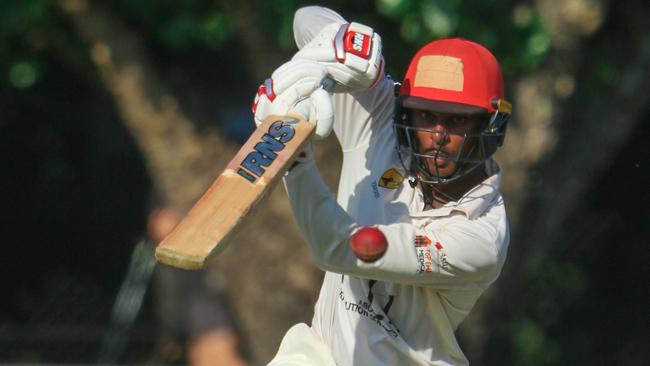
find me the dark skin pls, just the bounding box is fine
[410,109,489,210]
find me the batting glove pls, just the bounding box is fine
[293,22,384,92]
[252,59,334,139]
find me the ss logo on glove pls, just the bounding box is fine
[335,23,372,62]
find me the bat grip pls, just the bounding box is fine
[292,77,336,121]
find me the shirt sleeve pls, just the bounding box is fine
[283,161,506,289]
[331,78,395,152]
[293,6,395,152]
[293,6,347,49]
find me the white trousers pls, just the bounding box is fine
[267,323,337,366]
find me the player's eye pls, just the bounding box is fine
[450,116,468,124]
[412,110,476,134]
[417,111,439,124]
[418,111,432,120]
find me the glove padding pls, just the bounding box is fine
[293,22,384,92]
[252,59,334,139]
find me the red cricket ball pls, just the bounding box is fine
[350,227,388,262]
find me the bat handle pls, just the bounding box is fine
[292,77,336,121]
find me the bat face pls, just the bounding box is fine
[155,114,315,269]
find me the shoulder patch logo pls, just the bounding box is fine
[378,168,404,189]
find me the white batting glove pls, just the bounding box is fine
[293,22,384,92]
[252,59,334,139]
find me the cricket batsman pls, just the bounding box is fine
[252,6,512,365]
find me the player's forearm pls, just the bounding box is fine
[283,161,359,272]
[284,162,504,286]
[284,162,456,282]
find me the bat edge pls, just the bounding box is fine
[155,246,206,270]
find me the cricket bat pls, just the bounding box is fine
[155,114,315,270]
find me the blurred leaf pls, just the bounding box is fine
[0,0,51,33]
[400,13,422,42]
[268,0,301,49]
[376,0,412,17]
[159,14,198,48]
[200,12,231,47]
[421,0,460,38]
[9,60,40,88]
[117,0,232,49]
[527,32,550,58]
[513,318,562,365]
[371,0,550,75]
[512,3,534,28]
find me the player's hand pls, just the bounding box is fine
[292,22,384,92]
[252,59,334,139]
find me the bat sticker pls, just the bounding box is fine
[237,120,296,183]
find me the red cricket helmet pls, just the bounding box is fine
[399,38,506,115]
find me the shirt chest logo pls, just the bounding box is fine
[378,168,403,189]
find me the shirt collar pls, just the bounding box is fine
[410,160,502,220]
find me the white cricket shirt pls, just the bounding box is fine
[282,7,510,366]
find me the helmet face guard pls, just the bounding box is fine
[393,101,510,184]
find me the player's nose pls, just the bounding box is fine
[429,124,448,145]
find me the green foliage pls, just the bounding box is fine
[0,0,55,88]
[269,0,300,49]
[512,318,561,365]
[159,11,231,48]
[116,0,232,49]
[0,0,549,90]
[8,60,40,88]
[374,0,549,75]
[377,0,462,40]
[505,255,588,364]
[0,0,51,34]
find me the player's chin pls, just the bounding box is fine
[426,159,456,178]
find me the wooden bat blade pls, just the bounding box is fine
[155,114,315,269]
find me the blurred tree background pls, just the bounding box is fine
[1,0,648,365]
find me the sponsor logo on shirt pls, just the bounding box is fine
[415,235,431,247]
[338,286,400,338]
[378,168,404,189]
[434,241,450,270]
[415,235,433,274]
